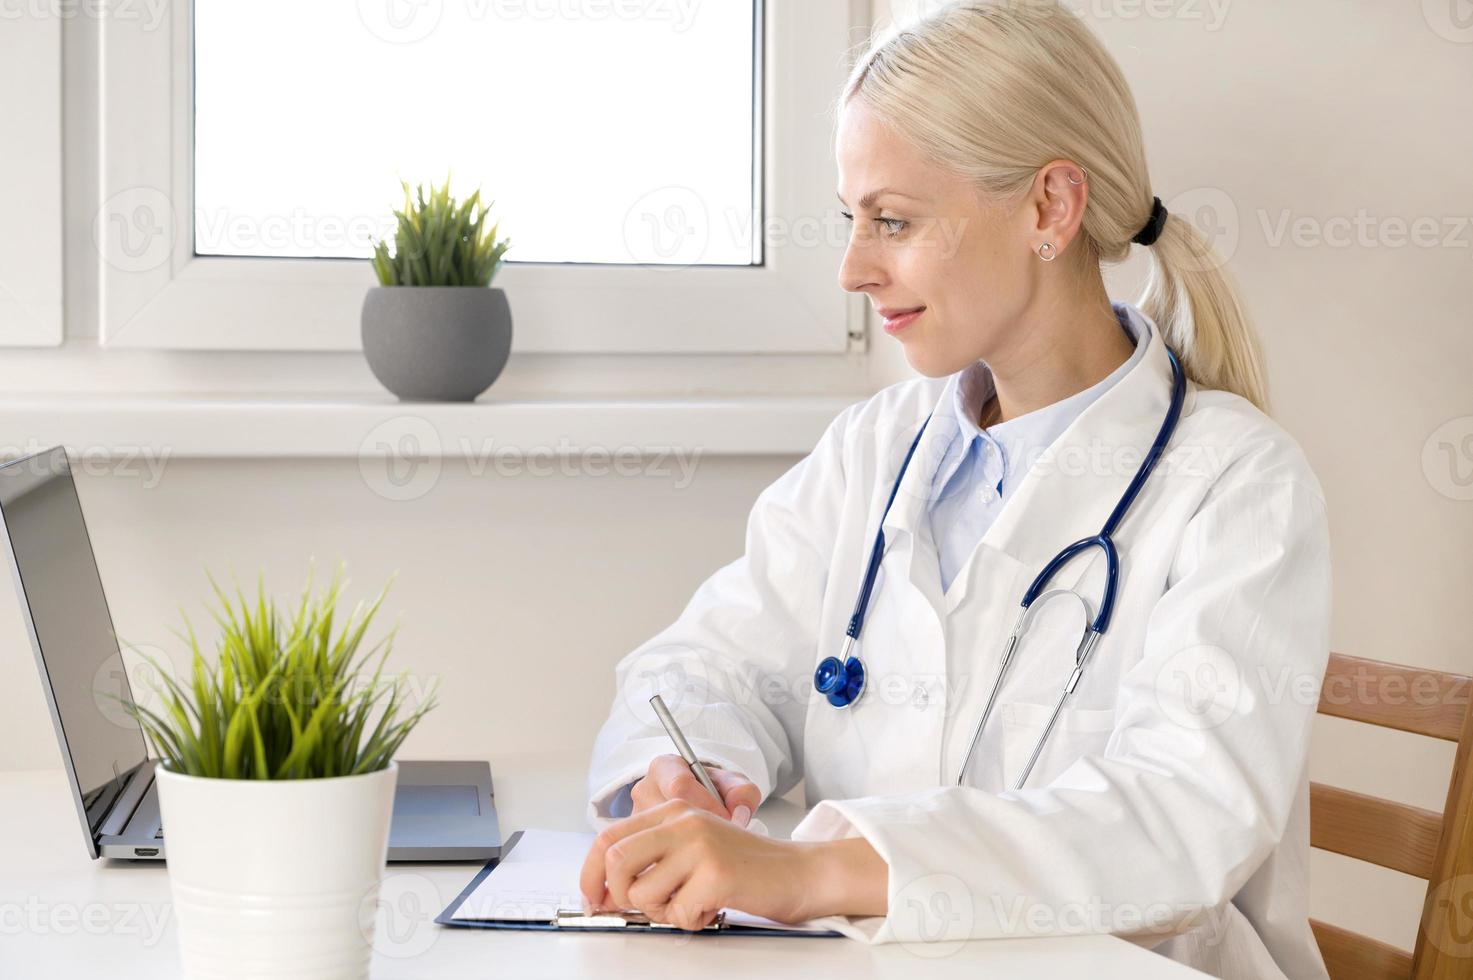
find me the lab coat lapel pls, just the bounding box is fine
[877,376,961,590]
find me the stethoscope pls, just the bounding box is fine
[812,343,1186,790]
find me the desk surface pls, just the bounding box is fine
[0,767,1205,978]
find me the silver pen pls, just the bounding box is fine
[648,694,723,805]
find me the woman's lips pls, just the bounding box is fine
[881,308,924,335]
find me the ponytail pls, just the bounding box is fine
[1137,211,1270,413]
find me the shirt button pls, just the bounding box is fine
[912,684,930,709]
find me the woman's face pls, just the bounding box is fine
[835,99,1044,378]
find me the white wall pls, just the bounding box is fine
[2,0,1469,955]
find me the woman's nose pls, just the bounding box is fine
[838,227,886,294]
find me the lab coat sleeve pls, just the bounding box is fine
[791,472,1331,945]
[585,403,857,825]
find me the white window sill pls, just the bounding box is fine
[0,393,858,459]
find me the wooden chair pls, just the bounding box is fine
[1311,652,1473,980]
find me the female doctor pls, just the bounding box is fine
[580,4,1331,978]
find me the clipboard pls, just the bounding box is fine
[435,830,843,937]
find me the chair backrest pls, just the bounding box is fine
[1311,652,1473,980]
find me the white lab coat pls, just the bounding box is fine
[587,303,1332,980]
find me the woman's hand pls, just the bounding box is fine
[579,799,890,931]
[629,754,761,824]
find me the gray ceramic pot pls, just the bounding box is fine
[361,287,512,402]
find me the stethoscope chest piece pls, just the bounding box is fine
[813,649,865,708]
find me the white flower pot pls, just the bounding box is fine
[155,761,399,980]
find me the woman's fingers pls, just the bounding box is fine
[623,839,702,922]
[710,768,761,815]
[651,756,730,817]
[666,874,723,932]
[602,810,713,910]
[579,802,686,909]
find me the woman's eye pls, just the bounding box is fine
[838,211,908,237]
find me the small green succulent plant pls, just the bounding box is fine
[116,565,438,780]
[371,177,512,287]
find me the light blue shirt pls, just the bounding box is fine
[925,303,1149,593]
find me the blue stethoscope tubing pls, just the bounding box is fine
[812,344,1187,789]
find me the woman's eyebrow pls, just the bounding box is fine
[837,188,925,210]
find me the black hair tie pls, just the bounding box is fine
[1132,196,1169,247]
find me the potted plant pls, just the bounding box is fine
[118,566,438,980]
[363,177,514,401]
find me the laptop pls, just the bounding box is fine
[0,446,501,862]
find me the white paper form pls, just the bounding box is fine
[450,829,834,933]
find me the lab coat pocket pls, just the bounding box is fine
[999,701,1117,790]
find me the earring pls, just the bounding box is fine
[1067,168,1087,185]
[1037,242,1057,261]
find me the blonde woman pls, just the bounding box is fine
[580,4,1330,977]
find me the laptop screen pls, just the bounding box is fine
[0,448,148,807]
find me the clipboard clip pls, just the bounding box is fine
[552,907,726,931]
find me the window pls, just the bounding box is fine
[96,1,862,354]
[194,2,760,266]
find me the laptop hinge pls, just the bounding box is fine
[97,760,154,840]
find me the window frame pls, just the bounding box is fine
[1,12,64,348]
[96,0,866,354]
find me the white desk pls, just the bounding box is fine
[0,768,1205,978]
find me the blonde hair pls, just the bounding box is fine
[839,0,1270,412]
